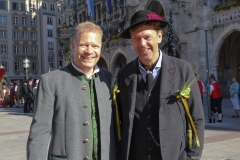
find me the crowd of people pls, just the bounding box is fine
[196,74,240,123]
[0,78,39,113]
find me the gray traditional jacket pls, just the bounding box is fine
[117,53,205,160]
[27,66,116,160]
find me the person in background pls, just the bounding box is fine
[22,80,29,113]
[14,81,20,108]
[195,74,205,103]
[210,75,223,122]
[32,82,38,111]
[3,85,11,108]
[9,83,14,107]
[27,21,116,160]
[229,76,239,117]
[27,78,34,112]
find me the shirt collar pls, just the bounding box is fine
[71,62,100,79]
[138,50,162,72]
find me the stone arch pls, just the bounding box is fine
[213,26,240,66]
[97,56,108,70]
[214,30,240,82]
[111,53,127,76]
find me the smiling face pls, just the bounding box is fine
[72,32,102,74]
[130,23,162,68]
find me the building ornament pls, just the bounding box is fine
[170,0,192,18]
[213,6,240,25]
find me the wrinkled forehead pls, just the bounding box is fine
[130,22,156,32]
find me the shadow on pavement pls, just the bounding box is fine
[203,97,240,132]
[0,107,33,117]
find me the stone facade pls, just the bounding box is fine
[0,0,61,82]
[55,1,240,91]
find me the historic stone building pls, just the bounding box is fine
[57,0,240,95]
[1,0,239,94]
[0,0,61,82]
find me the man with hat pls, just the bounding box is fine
[116,10,204,160]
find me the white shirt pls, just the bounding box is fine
[138,50,162,83]
[71,62,100,79]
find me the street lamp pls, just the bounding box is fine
[197,6,214,123]
[23,57,30,80]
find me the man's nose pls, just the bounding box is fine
[86,45,93,54]
[139,38,147,46]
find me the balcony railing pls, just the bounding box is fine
[213,6,240,25]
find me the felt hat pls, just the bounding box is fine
[121,10,169,39]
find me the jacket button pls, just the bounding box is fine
[83,104,88,108]
[84,156,89,160]
[84,121,89,126]
[83,139,89,143]
[82,86,87,90]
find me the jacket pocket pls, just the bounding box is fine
[50,154,67,160]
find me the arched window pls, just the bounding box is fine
[97,57,108,70]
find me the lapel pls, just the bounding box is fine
[94,70,111,119]
[159,54,176,101]
[123,58,138,113]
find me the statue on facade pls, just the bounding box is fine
[61,11,66,25]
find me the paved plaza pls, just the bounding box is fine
[0,98,240,160]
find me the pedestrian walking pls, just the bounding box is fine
[229,76,240,117]
[210,75,223,122]
[27,21,116,160]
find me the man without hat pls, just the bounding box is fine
[27,21,116,160]
[116,10,204,160]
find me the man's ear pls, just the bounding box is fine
[157,30,163,44]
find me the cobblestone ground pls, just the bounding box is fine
[0,98,240,160]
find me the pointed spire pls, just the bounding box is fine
[168,10,173,57]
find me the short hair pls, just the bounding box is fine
[209,76,215,80]
[130,21,162,36]
[73,21,103,42]
[232,76,237,81]
[28,78,33,82]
